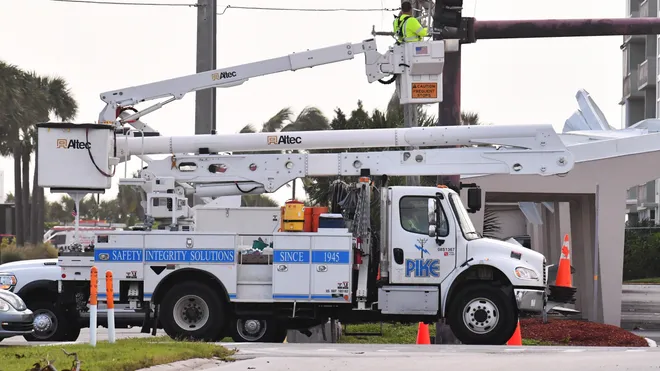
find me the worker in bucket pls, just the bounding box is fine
[393,1,429,44]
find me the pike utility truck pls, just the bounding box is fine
[37,38,577,345]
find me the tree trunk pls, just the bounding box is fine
[30,145,40,245]
[21,146,31,244]
[38,187,45,243]
[13,144,24,247]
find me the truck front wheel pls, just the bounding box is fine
[159,282,227,341]
[447,283,517,345]
[23,301,80,342]
[229,318,287,343]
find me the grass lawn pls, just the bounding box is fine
[337,323,551,345]
[0,336,235,371]
[624,277,660,284]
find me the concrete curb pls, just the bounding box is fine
[135,357,226,370]
[644,337,658,347]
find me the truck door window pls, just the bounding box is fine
[400,196,449,237]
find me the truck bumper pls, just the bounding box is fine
[514,288,544,313]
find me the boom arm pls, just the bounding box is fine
[117,124,574,221]
[99,39,392,124]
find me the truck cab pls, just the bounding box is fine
[379,186,546,344]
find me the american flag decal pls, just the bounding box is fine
[415,46,428,55]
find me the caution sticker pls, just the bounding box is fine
[411,82,438,99]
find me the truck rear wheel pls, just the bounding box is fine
[447,283,517,345]
[159,282,226,341]
[229,318,287,343]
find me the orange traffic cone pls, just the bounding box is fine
[548,234,577,304]
[555,234,572,287]
[506,320,522,346]
[416,322,431,344]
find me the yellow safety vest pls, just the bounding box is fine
[393,14,428,43]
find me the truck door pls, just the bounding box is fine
[389,192,457,285]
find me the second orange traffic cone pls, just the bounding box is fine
[548,233,577,305]
[555,234,573,287]
[416,322,431,344]
[506,320,522,346]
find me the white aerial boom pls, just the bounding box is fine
[98,39,447,126]
[37,121,575,224]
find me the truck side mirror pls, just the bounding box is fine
[467,187,482,213]
[427,198,437,237]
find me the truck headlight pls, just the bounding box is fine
[0,299,10,312]
[0,273,17,291]
[514,267,539,280]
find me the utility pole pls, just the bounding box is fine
[402,0,421,187]
[195,0,217,136]
[434,0,463,193]
[192,0,217,208]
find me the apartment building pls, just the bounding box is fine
[622,0,659,224]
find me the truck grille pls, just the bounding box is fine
[2,321,34,332]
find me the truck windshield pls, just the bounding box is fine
[448,193,481,240]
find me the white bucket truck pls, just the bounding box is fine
[36,37,578,344]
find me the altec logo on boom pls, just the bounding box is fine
[57,139,91,149]
[267,135,302,145]
[211,71,237,81]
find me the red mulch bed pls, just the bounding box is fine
[520,318,649,347]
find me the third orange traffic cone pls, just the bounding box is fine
[548,234,577,304]
[506,320,522,346]
[416,322,431,344]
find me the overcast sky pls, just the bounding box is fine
[0,0,626,206]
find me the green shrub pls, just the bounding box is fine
[0,239,58,265]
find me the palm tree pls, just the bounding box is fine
[23,72,78,244]
[0,62,42,246]
[0,63,77,245]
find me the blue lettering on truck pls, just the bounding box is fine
[94,248,235,263]
[145,249,234,262]
[405,259,441,277]
[311,251,350,264]
[274,250,310,263]
[95,249,143,262]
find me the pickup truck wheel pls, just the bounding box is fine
[447,283,517,345]
[23,301,77,342]
[229,318,287,343]
[160,282,226,341]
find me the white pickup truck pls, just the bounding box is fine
[0,258,148,341]
[0,258,287,342]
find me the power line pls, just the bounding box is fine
[47,0,399,13]
[217,5,400,16]
[49,0,197,6]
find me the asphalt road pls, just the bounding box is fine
[621,285,660,332]
[217,343,660,371]
[2,328,659,370]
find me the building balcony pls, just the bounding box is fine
[622,70,645,103]
[638,58,657,90]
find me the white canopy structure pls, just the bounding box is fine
[464,89,660,327]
